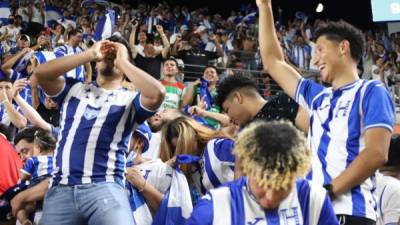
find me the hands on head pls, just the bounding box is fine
[89,40,129,63]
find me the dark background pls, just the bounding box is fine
[128,0,382,30]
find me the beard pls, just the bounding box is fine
[100,64,115,77]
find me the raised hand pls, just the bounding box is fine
[89,40,111,61]
[11,79,29,99]
[156,24,164,34]
[113,42,129,63]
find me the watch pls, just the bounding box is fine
[323,183,336,200]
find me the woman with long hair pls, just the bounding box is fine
[159,116,236,202]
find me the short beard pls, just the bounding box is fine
[100,65,115,77]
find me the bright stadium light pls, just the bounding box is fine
[316,3,324,13]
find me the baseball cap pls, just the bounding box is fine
[133,122,152,152]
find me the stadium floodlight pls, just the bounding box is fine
[316,3,324,13]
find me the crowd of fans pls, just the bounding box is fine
[0,0,399,225]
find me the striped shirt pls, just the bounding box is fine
[50,78,155,187]
[295,78,395,220]
[200,138,235,191]
[21,155,53,182]
[187,177,338,225]
[54,44,85,82]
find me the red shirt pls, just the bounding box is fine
[0,135,22,196]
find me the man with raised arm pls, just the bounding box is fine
[34,35,165,225]
[257,0,394,224]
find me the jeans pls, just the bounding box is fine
[39,182,135,225]
[337,215,376,225]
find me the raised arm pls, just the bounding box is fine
[114,43,166,111]
[34,41,106,96]
[1,48,32,75]
[156,25,171,59]
[0,88,27,129]
[12,79,52,131]
[257,0,302,98]
[128,21,139,59]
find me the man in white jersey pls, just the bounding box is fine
[54,28,92,83]
[34,35,165,225]
[257,0,395,224]
[187,121,338,225]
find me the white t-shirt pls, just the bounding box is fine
[0,26,20,43]
[17,7,30,23]
[31,6,43,24]
[375,173,400,225]
[135,44,145,56]
[142,132,161,159]
[137,158,173,194]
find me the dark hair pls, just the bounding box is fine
[34,129,57,152]
[203,65,219,74]
[14,126,41,145]
[67,27,83,40]
[163,57,179,67]
[315,20,365,62]
[107,35,133,62]
[216,73,259,107]
[386,135,400,169]
[0,123,12,141]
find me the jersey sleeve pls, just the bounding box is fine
[132,93,157,125]
[186,194,214,225]
[49,77,80,106]
[21,158,35,175]
[295,78,325,113]
[362,81,395,132]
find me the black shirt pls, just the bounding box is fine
[134,54,164,80]
[177,49,219,81]
[36,103,60,127]
[250,91,299,125]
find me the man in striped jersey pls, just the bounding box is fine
[34,35,165,225]
[257,0,395,224]
[54,28,92,83]
[187,121,338,225]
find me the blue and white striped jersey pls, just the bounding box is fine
[50,78,155,187]
[54,44,85,82]
[21,155,53,181]
[295,78,395,220]
[200,138,235,191]
[187,177,338,225]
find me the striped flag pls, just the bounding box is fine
[152,155,194,225]
[46,5,63,27]
[34,51,65,65]
[126,179,153,225]
[0,2,10,25]
[93,9,116,41]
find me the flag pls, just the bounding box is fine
[152,155,195,225]
[199,78,213,110]
[0,2,10,25]
[34,51,65,65]
[93,9,116,41]
[126,178,153,225]
[242,12,257,24]
[81,0,109,8]
[45,5,63,27]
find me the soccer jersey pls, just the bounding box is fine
[200,138,235,191]
[50,78,155,187]
[54,44,86,82]
[295,78,395,220]
[136,158,173,194]
[375,173,400,225]
[21,155,53,181]
[187,177,338,225]
[159,80,185,110]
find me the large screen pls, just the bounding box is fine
[371,0,400,22]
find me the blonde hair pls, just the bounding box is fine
[160,116,229,182]
[235,120,311,190]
